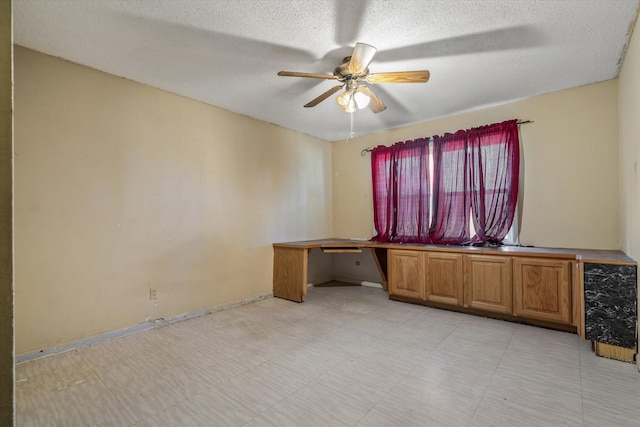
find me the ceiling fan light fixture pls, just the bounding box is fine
[344,98,357,113]
[336,88,369,112]
[335,90,353,109]
[354,91,370,109]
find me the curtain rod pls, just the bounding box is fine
[360,120,533,156]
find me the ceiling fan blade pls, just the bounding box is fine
[374,26,544,63]
[304,84,345,108]
[278,71,338,80]
[335,2,368,45]
[348,42,377,75]
[356,86,386,113]
[366,70,430,84]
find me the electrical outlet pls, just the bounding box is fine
[355,261,360,266]
[149,288,158,300]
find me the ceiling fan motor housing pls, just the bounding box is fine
[333,58,369,81]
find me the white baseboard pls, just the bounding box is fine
[313,276,383,288]
[306,275,334,287]
[16,292,273,364]
[361,281,383,288]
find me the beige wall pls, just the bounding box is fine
[0,0,15,424]
[13,27,636,359]
[618,13,639,372]
[333,80,620,250]
[14,47,332,356]
[619,20,640,264]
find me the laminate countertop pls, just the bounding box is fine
[273,238,636,265]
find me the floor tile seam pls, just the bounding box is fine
[372,325,414,350]
[160,377,265,423]
[15,358,101,388]
[579,344,587,426]
[431,316,467,352]
[99,377,185,424]
[311,331,370,357]
[81,352,145,418]
[161,347,236,368]
[241,414,276,427]
[391,310,421,328]
[92,354,192,387]
[358,349,469,422]
[334,365,412,427]
[501,345,583,362]
[240,375,319,420]
[276,327,331,343]
[100,337,202,370]
[96,358,206,404]
[340,342,430,376]
[15,379,119,418]
[351,401,382,426]
[131,392,205,426]
[467,325,516,426]
[448,320,517,345]
[103,387,150,426]
[266,351,351,383]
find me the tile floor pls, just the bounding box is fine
[16,285,640,426]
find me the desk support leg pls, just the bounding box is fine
[371,248,388,291]
[273,247,308,302]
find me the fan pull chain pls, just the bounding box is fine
[344,111,355,143]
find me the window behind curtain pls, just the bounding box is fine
[467,121,520,244]
[371,120,519,246]
[371,138,432,243]
[429,131,473,244]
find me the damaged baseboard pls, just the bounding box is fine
[16,292,273,364]
[205,292,272,313]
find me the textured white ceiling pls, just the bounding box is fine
[13,0,640,141]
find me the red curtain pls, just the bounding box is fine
[371,119,519,246]
[468,120,520,244]
[371,138,431,243]
[429,131,473,244]
[430,119,519,245]
[371,145,394,241]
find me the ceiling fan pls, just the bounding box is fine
[277,42,430,113]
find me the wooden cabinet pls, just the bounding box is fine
[513,257,571,324]
[425,252,463,306]
[388,250,463,305]
[275,239,635,336]
[388,249,424,300]
[388,250,574,327]
[463,255,512,314]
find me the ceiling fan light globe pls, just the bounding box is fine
[335,91,350,108]
[345,99,357,113]
[354,91,370,109]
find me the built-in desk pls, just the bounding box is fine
[272,239,389,302]
[273,239,637,361]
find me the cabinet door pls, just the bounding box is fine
[388,250,424,300]
[463,255,512,314]
[513,258,571,324]
[425,252,463,305]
